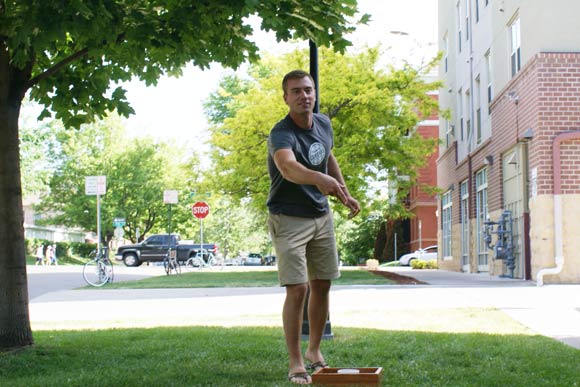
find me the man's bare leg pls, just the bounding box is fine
[283,283,311,384]
[305,279,331,366]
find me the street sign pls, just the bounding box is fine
[114,226,124,239]
[85,176,106,195]
[163,190,179,204]
[113,217,126,227]
[192,201,210,219]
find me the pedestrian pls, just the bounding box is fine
[45,244,53,266]
[35,244,44,265]
[267,70,360,385]
[51,243,58,265]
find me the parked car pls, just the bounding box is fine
[263,255,277,266]
[114,234,218,267]
[398,245,438,266]
[242,253,263,266]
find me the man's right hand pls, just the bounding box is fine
[316,174,348,205]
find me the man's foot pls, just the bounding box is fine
[306,361,329,372]
[288,371,312,385]
[305,351,328,372]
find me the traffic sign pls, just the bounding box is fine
[85,176,106,195]
[114,226,124,239]
[192,201,210,219]
[113,217,126,227]
[163,190,179,204]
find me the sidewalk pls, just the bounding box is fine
[28,267,580,349]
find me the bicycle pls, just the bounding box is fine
[185,249,221,269]
[83,247,113,287]
[164,248,181,275]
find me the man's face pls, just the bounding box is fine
[283,76,316,114]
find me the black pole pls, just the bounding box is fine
[302,40,333,340]
[310,39,320,114]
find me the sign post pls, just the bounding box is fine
[113,218,126,240]
[164,190,179,254]
[192,201,210,260]
[85,176,106,256]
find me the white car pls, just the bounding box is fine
[398,245,438,266]
[242,253,263,266]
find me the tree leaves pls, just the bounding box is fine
[205,47,440,222]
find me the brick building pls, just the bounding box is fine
[407,95,439,253]
[437,0,580,283]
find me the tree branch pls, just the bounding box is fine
[326,98,352,119]
[26,47,90,89]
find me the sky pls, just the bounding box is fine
[120,0,438,146]
[21,0,438,149]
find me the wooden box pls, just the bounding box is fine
[311,367,383,386]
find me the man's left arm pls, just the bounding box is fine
[327,152,361,218]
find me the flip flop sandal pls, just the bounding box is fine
[306,361,329,372]
[288,371,311,384]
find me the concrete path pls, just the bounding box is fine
[27,266,580,349]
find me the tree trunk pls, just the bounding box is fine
[0,43,34,351]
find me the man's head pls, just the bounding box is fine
[282,70,315,96]
[282,70,316,116]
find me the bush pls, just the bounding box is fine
[25,238,96,263]
[70,242,96,258]
[411,259,438,270]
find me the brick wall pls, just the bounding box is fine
[534,53,580,195]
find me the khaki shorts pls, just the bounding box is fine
[268,212,340,286]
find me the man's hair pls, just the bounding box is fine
[282,70,315,94]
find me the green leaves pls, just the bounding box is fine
[205,47,440,222]
[2,1,363,129]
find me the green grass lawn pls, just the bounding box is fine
[101,269,394,289]
[1,326,579,387]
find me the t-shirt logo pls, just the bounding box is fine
[309,142,325,166]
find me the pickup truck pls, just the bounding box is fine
[115,234,218,267]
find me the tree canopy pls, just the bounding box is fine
[205,47,440,218]
[0,0,365,351]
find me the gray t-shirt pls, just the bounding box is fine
[267,113,334,218]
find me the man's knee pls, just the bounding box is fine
[286,283,309,299]
[309,279,331,294]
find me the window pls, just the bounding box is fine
[443,33,449,72]
[445,119,455,147]
[465,89,471,144]
[485,50,493,111]
[460,180,469,267]
[475,75,482,144]
[475,169,488,269]
[457,88,464,140]
[456,1,462,52]
[442,191,453,258]
[510,16,521,77]
[148,235,164,245]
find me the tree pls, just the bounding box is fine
[206,47,439,216]
[0,0,364,350]
[34,116,199,247]
[205,47,439,260]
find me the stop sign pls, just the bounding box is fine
[192,201,210,219]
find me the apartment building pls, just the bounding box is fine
[437,0,580,283]
[407,93,439,253]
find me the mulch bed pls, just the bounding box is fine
[368,270,427,285]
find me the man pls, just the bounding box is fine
[267,70,360,385]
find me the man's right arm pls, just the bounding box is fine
[273,149,348,204]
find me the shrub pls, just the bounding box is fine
[411,259,438,270]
